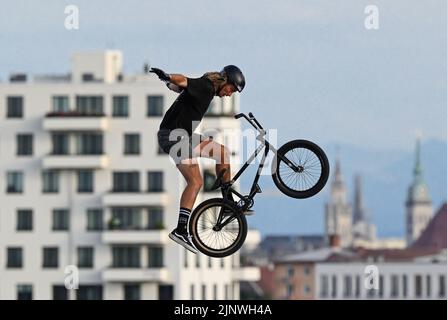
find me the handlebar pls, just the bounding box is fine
[234,112,264,131]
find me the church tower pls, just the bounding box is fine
[325,155,352,247]
[352,175,376,242]
[406,138,433,246]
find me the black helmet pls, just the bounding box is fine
[221,65,245,92]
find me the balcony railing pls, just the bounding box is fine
[45,111,106,117]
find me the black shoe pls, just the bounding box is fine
[169,230,198,254]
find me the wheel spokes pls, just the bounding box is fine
[196,205,240,251]
[278,147,322,192]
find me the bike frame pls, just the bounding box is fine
[216,112,300,227]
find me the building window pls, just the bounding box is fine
[415,275,422,298]
[51,133,69,155]
[203,169,217,192]
[402,275,408,298]
[77,286,103,300]
[303,266,311,276]
[17,134,33,156]
[355,275,361,298]
[87,209,103,231]
[53,285,68,300]
[148,207,164,230]
[124,284,140,300]
[196,253,201,268]
[148,246,163,268]
[17,209,33,231]
[17,285,32,300]
[75,133,103,155]
[43,247,59,268]
[43,247,59,269]
[221,258,225,269]
[113,96,129,117]
[52,96,69,112]
[7,247,23,268]
[391,275,399,298]
[147,171,163,192]
[286,284,294,298]
[426,275,431,298]
[213,284,218,300]
[190,284,195,300]
[112,246,140,268]
[202,284,207,300]
[147,95,164,116]
[112,172,140,192]
[7,171,23,193]
[331,275,337,298]
[124,133,140,155]
[378,275,384,298]
[320,275,329,298]
[225,284,229,299]
[159,285,174,300]
[208,257,212,269]
[439,275,446,298]
[110,207,142,230]
[343,275,352,298]
[287,265,294,278]
[303,285,311,295]
[52,209,69,231]
[77,170,94,193]
[42,170,59,193]
[75,96,104,115]
[7,96,24,118]
[77,247,94,268]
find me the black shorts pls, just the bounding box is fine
[157,128,210,163]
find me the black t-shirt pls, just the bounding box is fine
[159,76,215,136]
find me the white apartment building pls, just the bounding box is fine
[315,252,447,300]
[0,50,260,300]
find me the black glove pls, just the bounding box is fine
[150,67,170,82]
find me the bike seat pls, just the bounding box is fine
[210,168,227,191]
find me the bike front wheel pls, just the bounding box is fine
[272,139,330,199]
[189,198,247,258]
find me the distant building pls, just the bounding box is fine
[406,138,433,246]
[325,157,353,247]
[272,235,447,300]
[352,175,376,243]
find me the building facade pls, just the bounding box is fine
[0,51,259,300]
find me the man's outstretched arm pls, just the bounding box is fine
[150,68,187,88]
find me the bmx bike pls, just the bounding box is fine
[189,112,330,257]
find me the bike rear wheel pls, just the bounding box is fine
[189,198,247,258]
[272,139,329,199]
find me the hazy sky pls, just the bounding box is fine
[1,0,447,151]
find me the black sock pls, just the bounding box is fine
[176,207,191,234]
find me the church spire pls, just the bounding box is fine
[330,149,347,203]
[353,174,365,224]
[407,137,430,205]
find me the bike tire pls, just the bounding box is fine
[271,139,330,199]
[189,198,248,258]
